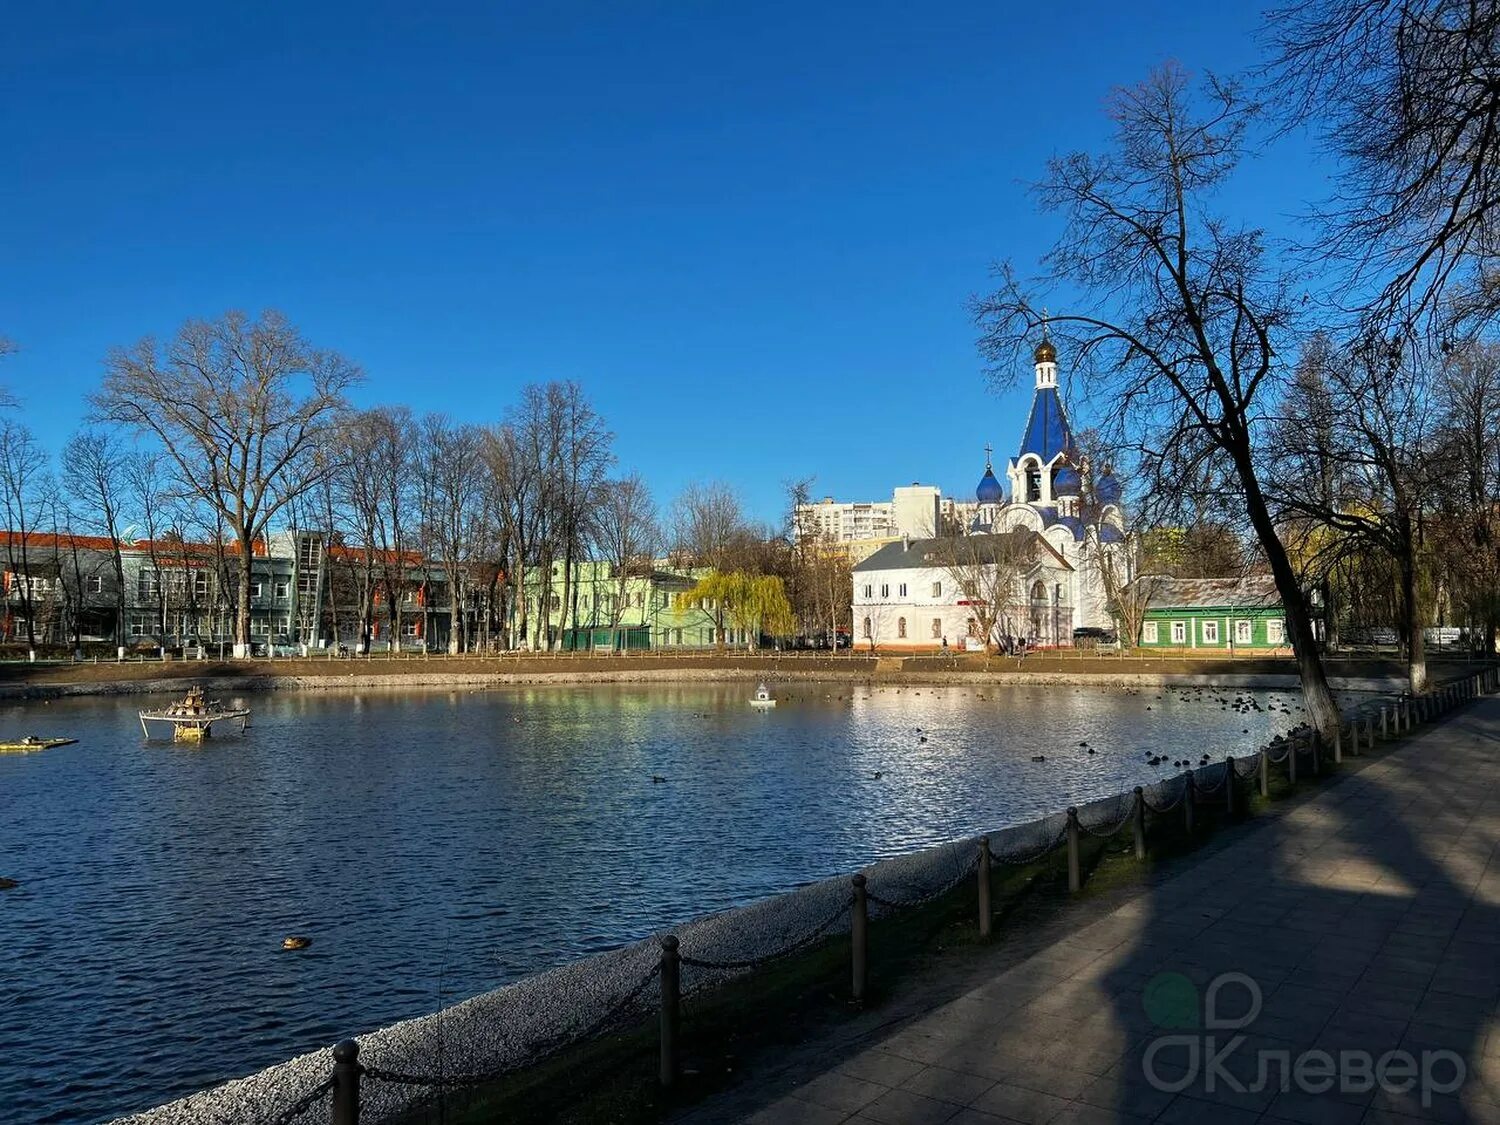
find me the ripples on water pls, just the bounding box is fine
[0,681,1302,1122]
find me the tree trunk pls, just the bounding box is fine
[113,555,126,647]
[449,570,461,654]
[1401,552,1428,693]
[559,541,575,651]
[234,533,253,657]
[1236,448,1341,737]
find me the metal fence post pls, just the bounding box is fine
[1184,773,1196,834]
[1224,757,1236,816]
[331,1040,361,1125]
[1381,706,1388,739]
[850,875,868,1002]
[1333,725,1343,765]
[659,936,680,1088]
[1288,735,1297,785]
[977,837,992,939]
[1311,731,1322,775]
[1259,748,1269,798]
[1133,786,1146,859]
[1066,807,1081,892]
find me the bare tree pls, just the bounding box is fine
[93,310,359,656]
[593,473,659,628]
[668,481,754,644]
[927,531,1041,651]
[1270,0,1500,330]
[418,414,485,652]
[550,384,614,648]
[1430,340,1500,652]
[1267,332,1436,690]
[370,406,417,652]
[0,420,49,651]
[62,429,132,649]
[972,64,1342,735]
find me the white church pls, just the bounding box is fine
[851,336,1125,649]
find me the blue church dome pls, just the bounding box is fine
[976,465,1005,504]
[1054,465,1082,495]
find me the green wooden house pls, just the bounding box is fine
[1136,575,1290,650]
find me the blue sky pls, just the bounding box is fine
[1,1,1320,523]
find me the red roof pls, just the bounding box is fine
[0,531,268,556]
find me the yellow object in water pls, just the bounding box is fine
[0,736,76,753]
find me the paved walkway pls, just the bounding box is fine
[681,695,1500,1125]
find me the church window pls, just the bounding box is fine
[967,617,978,637]
[931,581,942,597]
[1202,620,1219,644]
[1030,581,1046,601]
[898,583,907,598]
[1267,619,1286,644]
[897,617,907,639]
[931,618,942,638]
[1235,619,1253,644]
[1026,467,1042,502]
[880,584,889,598]
[1143,621,1159,643]
[862,584,872,598]
[1171,621,1186,644]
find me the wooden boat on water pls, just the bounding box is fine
[139,685,250,741]
[0,736,77,754]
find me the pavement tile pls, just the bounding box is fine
[854,1087,962,1125]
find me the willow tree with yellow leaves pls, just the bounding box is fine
[675,572,795,650]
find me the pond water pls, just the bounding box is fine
[0,681,1304,1123]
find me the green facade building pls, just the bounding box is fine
[1136,575,1290,650]
[526,560,723,650]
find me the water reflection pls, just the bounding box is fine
[0,681,1299,1123]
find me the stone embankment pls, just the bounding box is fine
[0,650,1432,699]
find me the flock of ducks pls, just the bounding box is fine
[640,683,1304,785]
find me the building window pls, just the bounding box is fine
[1031,581,1046,601]
[1171,621,1186,644]
[86,575,104,594]
[931,618,942,638]
[1202,620,1219,644]
[1267,619,1286,644]
[403,620,420,637]
[897,617,907,639]
[1026,466,1042,502]
[931,581,942,597]
[1143,621,1159,644]
[274,581,289,600]
[250,580,264,600]
[674,628,682,644]
[137,570,160,600]
[862,584,872,599]
[194,571,209,598]
[1235,619,1252,644]
[880,584,889,598]
[862,616,872,638]
[129,617,148,637]
[898,583,907,598]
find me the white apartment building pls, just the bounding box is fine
[797,497,895,542]
[796,484,952,544]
